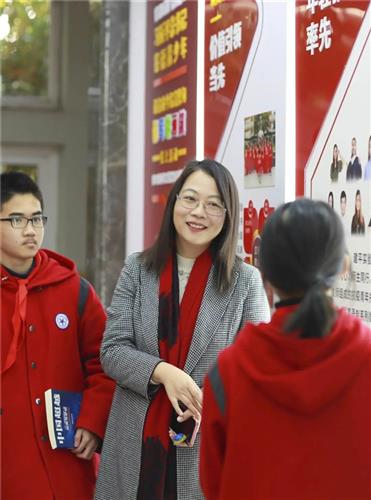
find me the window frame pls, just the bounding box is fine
[1,145,59,250]
[1,1,62,109]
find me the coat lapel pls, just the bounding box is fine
[183,263,239,375]
[140,268,160,357]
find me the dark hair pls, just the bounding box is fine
[141,159,240,292]
[340,190,346,201]
[354,189,362,214]
[368,135,371,161]
[0,172,44,210]
[327,191,334,208]
[259,198,345,339]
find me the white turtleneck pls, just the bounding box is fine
[177,254,195,302]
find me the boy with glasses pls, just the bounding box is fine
[0,172,114,499]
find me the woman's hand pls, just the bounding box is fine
[176,407,199,423]
[151,362,202,420]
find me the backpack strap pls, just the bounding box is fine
[208,362,226,417]
[78,276,90,318]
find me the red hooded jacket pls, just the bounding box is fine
[1,249,114,500]
[201,306,371,499]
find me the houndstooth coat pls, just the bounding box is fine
[95,253,270,500]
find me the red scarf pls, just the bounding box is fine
[137,249,212,499]
[2,278,29,375]
[1,252,42,375]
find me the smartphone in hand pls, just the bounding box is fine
[169,409,200,448]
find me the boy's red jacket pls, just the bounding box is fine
[201,306,371,500]
[1,249,114,500]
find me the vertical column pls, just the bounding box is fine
[92,0,129,305]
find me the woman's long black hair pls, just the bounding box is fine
[141,159,240,292]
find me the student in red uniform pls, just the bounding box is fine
[1,172,114,500]
[243,200,258,258]
[201,198,371,500]
[244,144,249,176]
[261,140,268,174]
[267,140,273,173]
[244,146,254,176]
[255,143,263,183]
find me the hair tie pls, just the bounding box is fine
[311,275,334,290]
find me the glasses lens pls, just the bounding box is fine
[11,217,26,228]
[179,196,197,210]
[32,215,45,227]
[205,203,225,216]
[178,195,225,216]
[9,216,47,228]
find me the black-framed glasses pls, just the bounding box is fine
[0,215,48,229]
[176,194,226,217]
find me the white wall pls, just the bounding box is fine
[126,0,147,255]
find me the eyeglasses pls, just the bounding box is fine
[0,215,48,229]
[176,194,226,217]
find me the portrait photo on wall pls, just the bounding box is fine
[330,143,343,182]
[340,190,347,216]
[346,137,362,181]
[328,191,334,209]
[364,135,371,181]
[351,189,366,235]
[244,111,275,189]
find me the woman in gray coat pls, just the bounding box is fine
[96,159,270,500]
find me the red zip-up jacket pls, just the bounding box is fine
[1,249,115,500]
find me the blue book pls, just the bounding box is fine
[44,388,82,449]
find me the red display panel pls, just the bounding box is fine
[295,0,369,195]
[204,0,258,158]
[144,1,198,247]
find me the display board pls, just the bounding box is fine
[204,0,288,271]
[296,0,371,325]
[144,0,198,247]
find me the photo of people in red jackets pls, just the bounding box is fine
[0,172,115,500]
[244,111,275,188]
[243,198,275,307]
[243,199,274,266]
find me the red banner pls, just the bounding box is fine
[144,1,198,247]
[296,0,369,195]
[204,0,258,158]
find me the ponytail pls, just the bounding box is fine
[284,282,335,339]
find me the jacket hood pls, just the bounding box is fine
[1,249,78,289]
[234,306,371,414]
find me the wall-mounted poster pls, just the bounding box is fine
[244,111,276,189]
[296,0,369,196]
[204,0,259,159]
[296,1,371,325]
[144,0,198,247]
[204,0,288,283]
